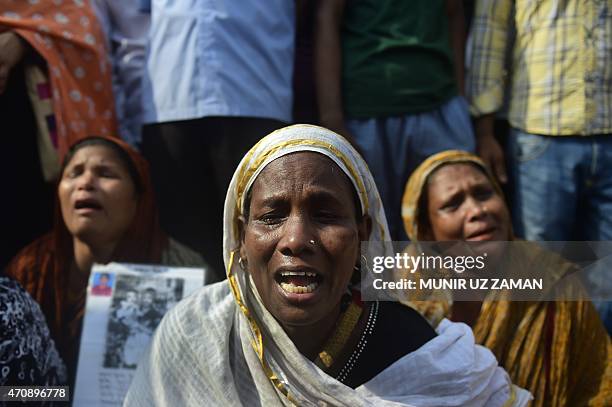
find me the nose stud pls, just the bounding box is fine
[309,239,316,246]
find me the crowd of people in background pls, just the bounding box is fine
[0,0,610,405]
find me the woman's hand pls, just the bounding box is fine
[0,31,27,95]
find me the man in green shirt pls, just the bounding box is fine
[316,0,474,240]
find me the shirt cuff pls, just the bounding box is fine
[469,83,505,117]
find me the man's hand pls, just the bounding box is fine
[475,114,507,183]
[0,31,27,95]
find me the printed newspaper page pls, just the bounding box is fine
[73,263,205,406]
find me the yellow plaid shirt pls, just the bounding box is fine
[468,0,612,136]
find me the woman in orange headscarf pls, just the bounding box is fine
[5,137,205,384]
[0,1,120,269]
[401,150,611,406]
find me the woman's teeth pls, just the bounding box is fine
[277,270,320,293]
[280,282,319,294]
[280,271,317,277]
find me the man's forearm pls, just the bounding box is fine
[315,0,346,127]
[447,0,466,95]
[475,113,496,138]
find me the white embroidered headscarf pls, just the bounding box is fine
[221,124,392,404]
[125,125,530,407]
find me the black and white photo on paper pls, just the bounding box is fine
[103,274,184,369]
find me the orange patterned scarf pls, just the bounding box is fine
[0,0,118,159]
[5,137,167,381]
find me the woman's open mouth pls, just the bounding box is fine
[275,269,323,295]
[74,198,103,213]
[466,226,497,241]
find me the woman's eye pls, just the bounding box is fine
[65,168,81,179]
[259,213,284,225]
[475,188,494,201]
[315,211,339,222]
[98,168,117,178]
[440,199,461,212]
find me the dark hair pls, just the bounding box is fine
[99,273,111,280]
[61,137,143,195]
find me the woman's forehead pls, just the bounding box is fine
[65,144,124,167]
[428,162,489,187]
[250,152,356,200]
[261,151,338,174]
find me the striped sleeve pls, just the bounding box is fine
[468,0,514,117]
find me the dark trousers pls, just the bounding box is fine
[142,117,285,282]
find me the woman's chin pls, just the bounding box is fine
[72,226,116,247]
[72,226,100,240]
[465,239,508,267]
[269,285,337,328]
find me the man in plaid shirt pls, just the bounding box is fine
[468,0,612,332]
